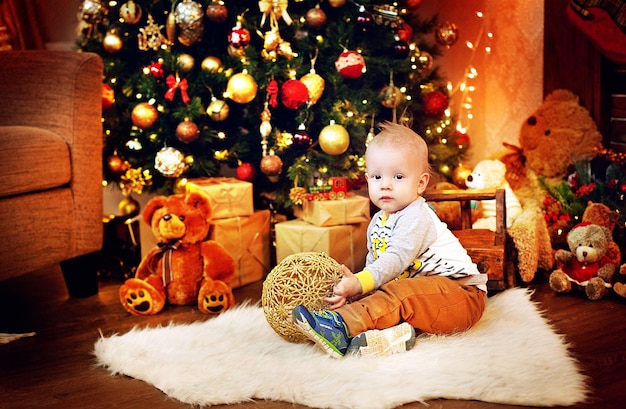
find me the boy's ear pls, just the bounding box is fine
[417,172,430,194]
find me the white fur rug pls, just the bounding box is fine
[94,288,588,408]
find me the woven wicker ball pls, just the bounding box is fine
[262,252,342,343]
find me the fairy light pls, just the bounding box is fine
[448,10,492,135]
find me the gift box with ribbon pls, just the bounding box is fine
[297,194,370,227]
[208,210,271,289]
[275,219,367,272]
[186,177,254,220]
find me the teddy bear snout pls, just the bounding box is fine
[158,214,187,239]
[575,246,599,263]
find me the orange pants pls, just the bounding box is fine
[337,276,487,336]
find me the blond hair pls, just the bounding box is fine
[367,122,432,175]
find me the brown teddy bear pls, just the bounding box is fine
[549,222,617,300]
[119,192,236,315]
[502,89,602,194]
[582,202,621,267]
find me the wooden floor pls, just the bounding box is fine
[1,265,625,409]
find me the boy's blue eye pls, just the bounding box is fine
[394,174,404,180]
[373,175,382,180]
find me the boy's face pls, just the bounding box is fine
[365,143,429,214]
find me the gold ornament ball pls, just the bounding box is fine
[118,195,140,217]
[319,123,350,155]
[107,154,128,175]
[206,99,230,121]
[103,32,123,53]
[201,56,223,72]
[175,119,200,144]
[452,164,473,188]
[177,53,195,72]
[131,102,158,129]
[262,252,343,343]
[260,154,283,176]
[328,0,347,7]
[379,85,403,108]
[119,0,142,24]
[300,72,325,104]
[226,72,258,104]
[306,6,327,29]
[438,163,452,177]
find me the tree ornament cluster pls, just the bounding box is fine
[79,0,467,212]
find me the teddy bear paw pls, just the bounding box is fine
[549,270,572,293]
[585,277,608,301]
[119,278,166,315]
[614,282,626,298]
[198,280,234,314]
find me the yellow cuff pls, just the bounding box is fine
[355,270,376,294]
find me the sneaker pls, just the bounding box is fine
[346,322,417,358]
[292,305,351,358]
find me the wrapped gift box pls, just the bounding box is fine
[298,194,371,227]
[275,220,367,272]
[209,209,271,289]
[187,177,253,219]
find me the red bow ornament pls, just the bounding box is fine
[165,75,191,104]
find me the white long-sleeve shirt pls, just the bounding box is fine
[355,197,487,293]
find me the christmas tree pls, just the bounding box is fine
[77,0,467,213]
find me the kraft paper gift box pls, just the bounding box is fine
[208,210,271,289]
[299,194,371,227]
[275,219,367,272]
[186,177,253,220]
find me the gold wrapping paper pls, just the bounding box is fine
[187,177,254,220]
[299,194,371,227]
[209,210,271,289]
[275,220,367,272]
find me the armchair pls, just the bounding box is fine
[0,50,104,296]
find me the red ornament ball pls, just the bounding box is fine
[422,91,449,118]
[235,162,257,182]
[206,1,228,24]
[454,130,470,148]
[229,27,251,48]
[280,79,309,110]
[148,61,164,79]
[293,128,312,148]
[396,22,414,43]
[335,50,365,80]
[102,83,115,110]
[405,0,424,9]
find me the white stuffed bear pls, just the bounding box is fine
[465,159,522,231]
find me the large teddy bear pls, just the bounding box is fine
[549,222,618,300]
[502,89,603,193]
[464,159,523,231]
[119,192,236,315]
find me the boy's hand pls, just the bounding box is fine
[324,265,362,309]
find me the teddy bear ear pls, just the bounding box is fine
[185,191,213,220]
[142,196,168,225]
